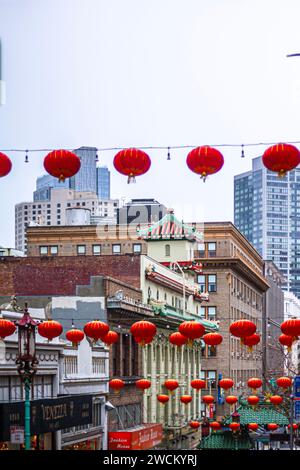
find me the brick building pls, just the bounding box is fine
[193,222,269,416]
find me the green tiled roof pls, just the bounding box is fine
[139,212,203,241]
[224,403,288,426]
[200,431,253,450]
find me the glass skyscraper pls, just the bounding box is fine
[234,156,300,297]
[34,147,111,200]
[34,174,69,201]
[97,166,110,199]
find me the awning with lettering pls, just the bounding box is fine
[0,394,93,441]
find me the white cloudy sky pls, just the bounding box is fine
[1,0,300,247]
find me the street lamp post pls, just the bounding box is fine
[15,303,39,451]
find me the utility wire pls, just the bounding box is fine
[2,139,300,154]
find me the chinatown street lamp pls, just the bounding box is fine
[15,303,39,451]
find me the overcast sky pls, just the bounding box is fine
[1,0,300,247]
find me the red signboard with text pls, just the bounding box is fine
[108,424,163,450]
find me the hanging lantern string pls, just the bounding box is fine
[3,139,300,154]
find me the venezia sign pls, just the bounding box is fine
[0,394,93,441]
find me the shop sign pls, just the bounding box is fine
[0,394,93,441]
[109,424,163,450]
[10,426,24,444]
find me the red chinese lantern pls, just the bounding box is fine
[186,146,224,182]
[281,318,300,339]
[84,320,109,342]
[219,378,234,390]
[210,421,221,432]
[38,320,63,341]
[267,423,278,431]
[0,152,12,178]
[44,149,81,182]
[178,321,205,346]
[190,421,200,429]
[136,379,151,391]
[247,395,260,407]
[202,395,215,405]
[191,379,206,391]
[203,332,223,347]
[130,320,156,346]
[113,148,151,183]
[242,333,260,352]
[226,395,238,405]
[247,377,262,393]
[109,379,125,392]
[288,423,298,430]
[102,331,119,346]
[248,423,259,431]
[157,394,169,404]
[262,143,300,177]
[279,334,294,352]
[180,395,192,404]
[0,319,16,339]
[276,376,292,389]
[65,328,84,347]
[270,395,283,407]
[164,379,179,393]
[229,422,240,433]
[230,320,256,340]
[169,332,188,347]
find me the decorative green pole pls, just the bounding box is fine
[24,377,31,450]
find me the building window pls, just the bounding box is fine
[92,245,101,255]
[200,306,217,320]
[208,275,217,292]
[112,244,121,254]
[200,370,217,389]
[208,242,217,256]
[50,246,58,255]
[201,340,217,358]
[39,246,48,255]
[165,244,171,257]
[92,357,106,374]
[133,243,142,254]
[77,245,86,255]
[197,274,217,293]
[197,275,206,293]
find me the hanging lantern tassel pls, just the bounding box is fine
[127,173,136,184]
[200,172,207,182]
[167,147,171,160]
[95,152,99,163]
[241,145,245,158]
[25,150,29,163]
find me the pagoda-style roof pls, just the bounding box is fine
[138,211,203,242]
[200,431,253,450]
[224,401,288,426]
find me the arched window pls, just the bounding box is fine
[165,244,171,257]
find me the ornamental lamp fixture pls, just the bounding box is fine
[15,303,38,369]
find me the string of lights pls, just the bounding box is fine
[2,139,300,154]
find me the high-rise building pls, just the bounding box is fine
[234,156,300,297]
[70,147,98,194]
[97,166,110,199]
[34,174,69,201]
